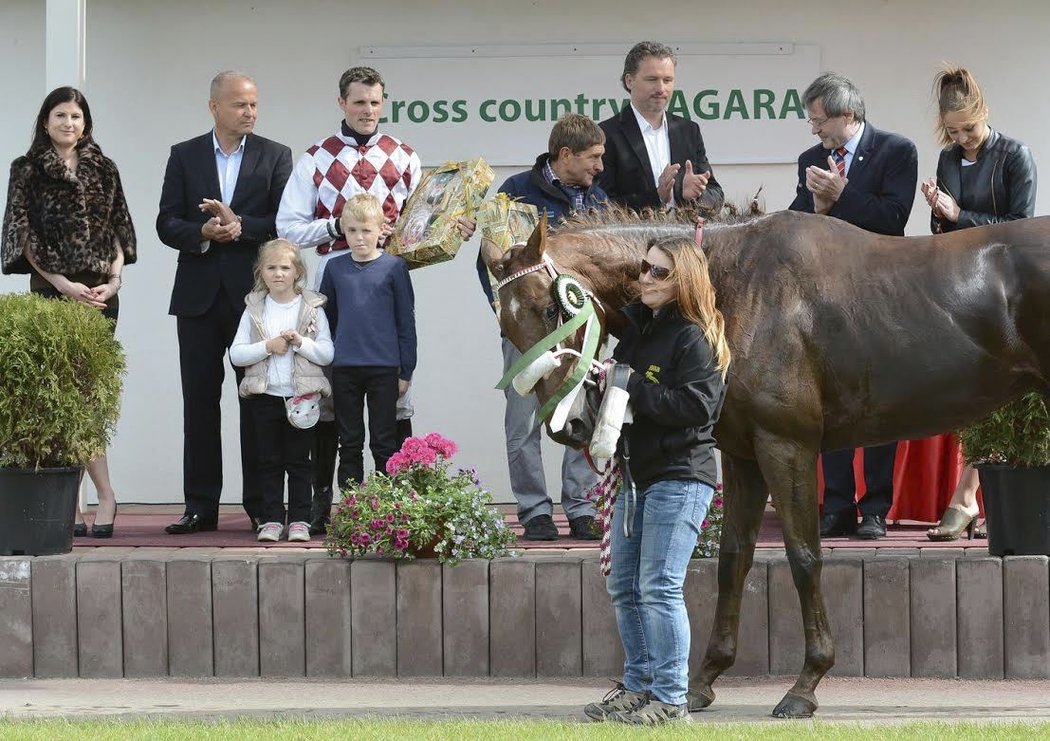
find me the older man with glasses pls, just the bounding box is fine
[788,71,918,541]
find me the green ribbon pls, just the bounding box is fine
[496,301,600,423]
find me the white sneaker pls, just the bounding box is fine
[287,521,311,542]
[257,522,283,542]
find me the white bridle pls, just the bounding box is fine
[493,254,604,433]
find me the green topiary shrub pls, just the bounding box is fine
[957,392,1050,467]
[0,292,126,469]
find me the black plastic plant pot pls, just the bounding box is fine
[978,464,1050,557]
[0,466,82,556]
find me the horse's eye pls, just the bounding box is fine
[544,304,560,322]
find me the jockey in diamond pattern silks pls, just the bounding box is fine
[277,122,421,284]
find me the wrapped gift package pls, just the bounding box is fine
[386,157,494,269]
[475,193,540,313]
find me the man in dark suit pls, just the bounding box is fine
[157,71,293,534]
[789,72,918,540]
[598,41,724,213]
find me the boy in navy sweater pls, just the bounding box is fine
[319,193,416,489]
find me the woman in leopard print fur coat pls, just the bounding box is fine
[1,86,136,538]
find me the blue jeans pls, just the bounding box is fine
[607,478,713,705]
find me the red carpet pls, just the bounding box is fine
[72,507,986,551]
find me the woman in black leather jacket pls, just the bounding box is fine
[921,65,1037,540]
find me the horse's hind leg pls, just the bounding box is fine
[688,453,767,711]
[755,437,833,718]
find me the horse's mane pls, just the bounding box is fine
[555,189,766,235]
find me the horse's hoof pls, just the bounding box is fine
[686,686,715,712]
[771,692,817,719]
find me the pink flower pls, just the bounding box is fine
[359,533,371,545]
[370,498,380,510]
[701,520,709,529]
[386,452,410,475]
[713,497,723,507]
[424,432,458,458]
[399,437,439,468]
[386,513,395,523]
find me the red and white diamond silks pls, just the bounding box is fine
[307,133,420,254]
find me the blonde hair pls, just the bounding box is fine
[252,239,307,294]
[339,193,386,231]
[933,64,988,148]
[648,236,731,379]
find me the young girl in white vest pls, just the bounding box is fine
[231,239,335,542]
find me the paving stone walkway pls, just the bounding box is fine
[3,676,1050,723]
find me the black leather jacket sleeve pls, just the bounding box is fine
[932,132,1037,233]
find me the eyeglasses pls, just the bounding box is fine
[806,116,829,128]
[640,259,671,281]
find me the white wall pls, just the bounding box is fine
[2,0,1049,505]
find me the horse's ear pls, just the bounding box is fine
[523,212,548,262]
[479,237,506,278]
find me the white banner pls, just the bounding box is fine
[358,42,821,167]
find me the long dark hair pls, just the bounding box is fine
[648,235,731,379]
[29,87,96,155]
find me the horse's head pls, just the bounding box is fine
[480,214,604,449]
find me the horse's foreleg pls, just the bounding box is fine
[757,439,833,718]
[688,453,767,711]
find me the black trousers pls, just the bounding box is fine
[332,366,399,490]
[312,409,412,494]
[822,442,898,518]
[176,292,262,520]
[249,394,314,524]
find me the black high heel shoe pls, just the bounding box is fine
[91,503,117,538]
[73,522,88,538]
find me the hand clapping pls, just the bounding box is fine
[921,177,960,222]
[805,155,848,214]
[681,161,711,202]
[199,199,241,242]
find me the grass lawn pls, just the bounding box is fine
[1,719,1047,740]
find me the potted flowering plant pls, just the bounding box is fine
[325,433,515,565]
[958,392,1050,556]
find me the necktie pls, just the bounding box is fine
[832,147,847,177]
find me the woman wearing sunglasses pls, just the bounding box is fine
[584,235,730,726]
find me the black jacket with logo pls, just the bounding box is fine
[613,302,727,490]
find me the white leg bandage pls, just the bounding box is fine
[511,350,561,396]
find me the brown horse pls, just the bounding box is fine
[479,208,1050,718]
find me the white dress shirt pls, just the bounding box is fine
[201,132,246,253]
[631,103,671,193]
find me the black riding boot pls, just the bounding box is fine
[310,420,338,535]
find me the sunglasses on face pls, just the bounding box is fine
[640,259,671,281]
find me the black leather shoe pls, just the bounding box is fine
[165,513,218,535]
[856,514,887,540]
[522,514,559,541]
[820,509,858,537]
[309,486,334,536]
[73,523,88,538]
[568,515,601,540]
[248,515,262,533]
